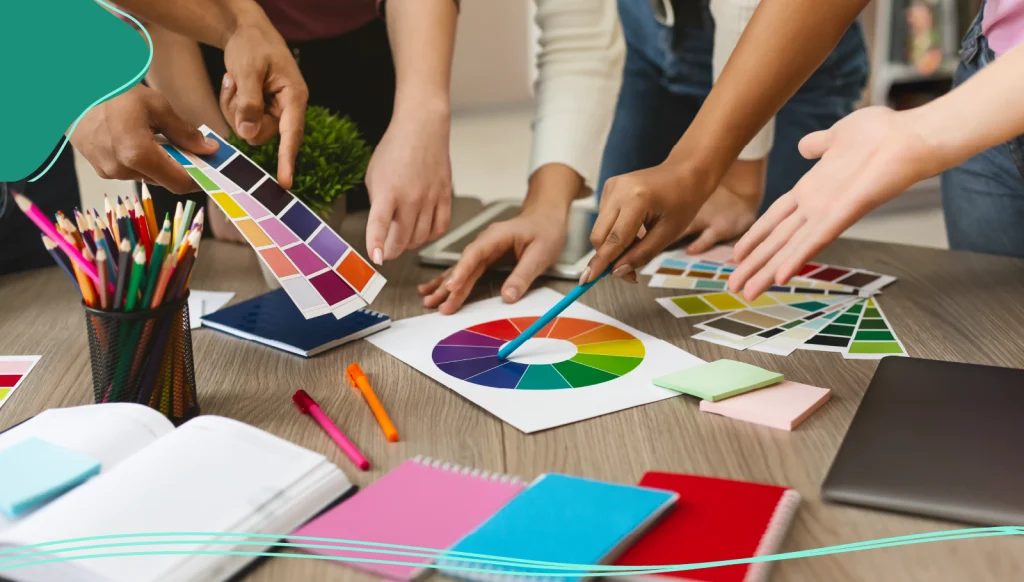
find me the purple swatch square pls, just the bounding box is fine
[284,244,327,275]
[431,345,500,364]
[280,203,321,240]
[308,228,349,266]
[437,330,505,348]
[309,271,356,305]
[259,217,300,246]
[232,193,270,219]
[437,357,505,381]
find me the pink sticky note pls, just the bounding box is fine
[699,381,830,431]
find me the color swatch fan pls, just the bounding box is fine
[369,288,704,433]
[161,127,385,320]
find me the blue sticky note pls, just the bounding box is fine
[0,438,101,519]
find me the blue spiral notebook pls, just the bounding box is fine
[200,288,391,357]
[439,474,678,582]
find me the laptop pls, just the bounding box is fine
[822,357,1024,525]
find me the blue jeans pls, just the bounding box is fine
[941,7,1024,257]
[599,0,869,214]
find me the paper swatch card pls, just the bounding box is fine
[368,288,703,433]
[700,381,830,430]
[653,359,782,401]
[441,474,678,582]
[0,356,40,413]
[291,457,526,581]
[161,127,385,320]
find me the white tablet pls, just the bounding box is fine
[418,201,596,280]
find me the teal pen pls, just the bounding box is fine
[497,266,612,360]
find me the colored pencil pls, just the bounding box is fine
[95,247,110,310]
[68,234,98,308]
[141,220,171,309]
[124,245,147,312]
[134,198,152,258]
[104,194,114,233]
[113,238,132,308]
[13,193,107,289]
[41,234,77,287]
[141,183,158,240]
[171,202,184,249]
[180,200,196,244]
[149,251,177,308]
[116,203,135,250]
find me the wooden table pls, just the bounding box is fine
[2,197,1023,581]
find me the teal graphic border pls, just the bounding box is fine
[26,0,153,182]
[0,528,1021,574]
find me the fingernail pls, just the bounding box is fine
[612,264,633,278]
[204,137,218,149]
[372,248,383,265]
[504,287,520,301]
[578,266,592,286]
[239,121,258,138]
[222,75,233,89]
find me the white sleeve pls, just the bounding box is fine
[710,0,773,160]
[530,0,625,194]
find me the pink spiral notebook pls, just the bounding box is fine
[290,456,526,580]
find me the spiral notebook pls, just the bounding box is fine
[440,474,679,582]
[614,472,801,582]
[290,456,527,581]
[200,288,390,357]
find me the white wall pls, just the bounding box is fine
[450,0,536,110]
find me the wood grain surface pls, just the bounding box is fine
[2,197,1022,581]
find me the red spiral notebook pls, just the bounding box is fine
[614,472,801,582]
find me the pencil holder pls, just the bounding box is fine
[83,291,199,425]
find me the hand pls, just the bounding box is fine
[206,199,247,243]
[584,161,713,283]
[418,206,567,314]
[71,85,219,194]
[728,106,936,299]
[680,158,765,254]
[365,109,453,264]
[220,20,308,189]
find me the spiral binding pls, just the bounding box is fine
[746,489,802,582]
[412,455,526,486]
[360,308,388,320]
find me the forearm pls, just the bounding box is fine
[907,43,1024,176]
[114,0,270,48]
[672,0,868,189]
[384,0,458,118]
[145,25,229,134]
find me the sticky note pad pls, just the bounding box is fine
[0,438,101,519]
[700,381,831,430]
[653,359,783,401]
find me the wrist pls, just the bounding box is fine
[899,106,954,178]
[521,164,581,221]
[658,153,721,205]
[394,93,451,126]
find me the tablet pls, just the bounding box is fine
[821,357,1024,525]
[418,201,596,280]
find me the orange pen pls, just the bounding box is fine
[346,363,398,442]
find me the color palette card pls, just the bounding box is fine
[291,456,526,581]
[653,359,783,401]
[0,437,101,519]
[700,381,831,430]
[696,297,850,341]
[843,297,908,359]
[658,291,820,318]
[161,128,385,320]
[640,245,736,276]
[614,472,801,582]
[791,262,896,295]
[749,301,853,356]
[0,356,40,413]
[440,474,678,582]
[798,300,866,353]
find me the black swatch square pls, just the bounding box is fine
[221,156,265,191]
[705,318,761,338]
[251,179,293,215]
[805,335,849,347]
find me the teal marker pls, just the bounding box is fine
[497,267,612,360]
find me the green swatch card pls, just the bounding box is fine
[653,359,783,401]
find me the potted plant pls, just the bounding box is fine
[228,105,371,288]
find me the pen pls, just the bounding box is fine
[497,266,612,360]
[292,389,370,470]
[346,363,399,442]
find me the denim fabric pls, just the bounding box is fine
[941,5,1024,257]
[598,0,869,214]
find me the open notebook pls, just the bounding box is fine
[0,404,353,582]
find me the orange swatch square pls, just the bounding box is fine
[336,252,375,292]
[235,219,273,248]
[260,247,298,278]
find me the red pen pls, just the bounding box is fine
[293,390,370,471]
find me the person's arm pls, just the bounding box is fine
[728,41,1024,298]
[583,0,869,283]
[364,0,458,264]
[418,0,624,312]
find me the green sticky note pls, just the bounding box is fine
[653,359,784,401]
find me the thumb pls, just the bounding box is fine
[149,95,218,155]
[228,63,268,140]
[798,129,832,160]
[365,196,396,265]
[502,242,556,303]
[686,227,720,255]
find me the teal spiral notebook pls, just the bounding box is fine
[439,474,678,582]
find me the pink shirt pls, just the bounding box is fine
[983,0,1024,56]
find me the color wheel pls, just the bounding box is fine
[431,317,646,389]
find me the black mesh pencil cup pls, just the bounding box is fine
[84,290,199,425]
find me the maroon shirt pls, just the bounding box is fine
[255,0,381,42]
